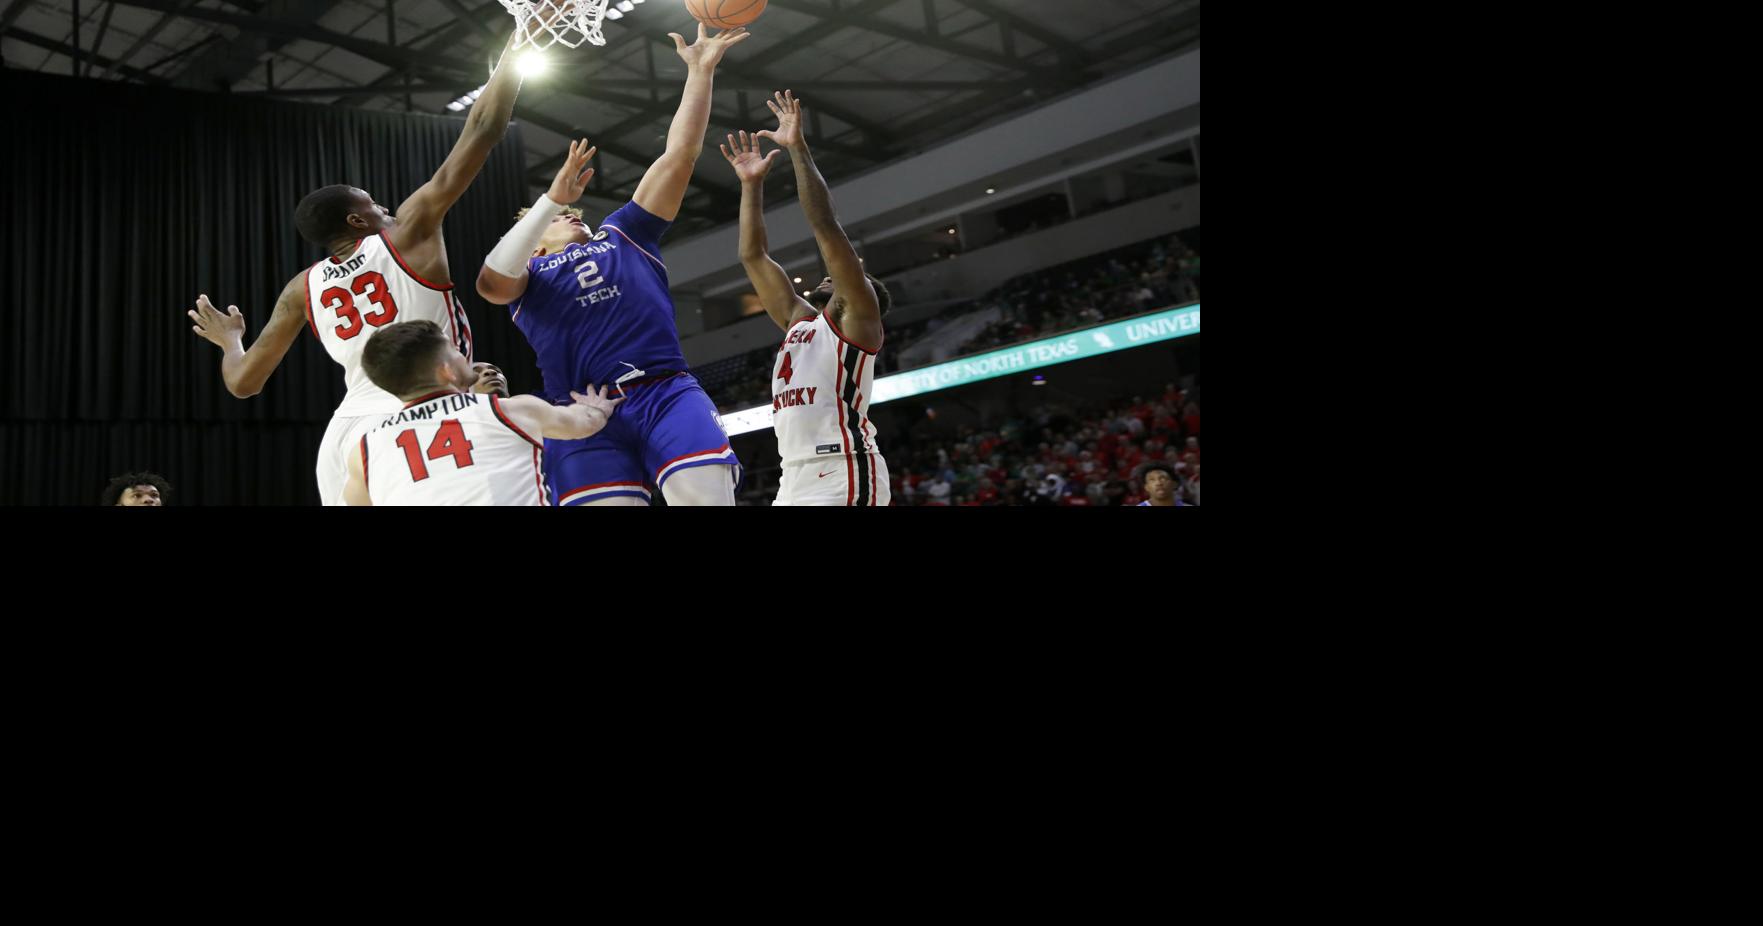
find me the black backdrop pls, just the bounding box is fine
[0,69,535,505]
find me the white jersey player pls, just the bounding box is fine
[722,92,894,506]
[343,320,623,506]
[187,23,533,505]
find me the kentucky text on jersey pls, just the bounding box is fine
[774,386,818,410]
[379,392,480,427]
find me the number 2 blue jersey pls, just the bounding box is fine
[509,201,687,402]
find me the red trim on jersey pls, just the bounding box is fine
[359,435,370,492]
[378,232,454,291]
[823,309,882,355]
[455,293,474,361]
[653,443,732,481]
[532,446,547,506]
[852,350,878,505]
[559,481,651,505]
[439,291,459,358]
[328,237,366,264]
[402,389,461,409]
[601,224,666,271]
[303,264,321,340]
[490,395,543,449]
[836,344,854,506]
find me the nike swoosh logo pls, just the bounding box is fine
[818,471,836,478]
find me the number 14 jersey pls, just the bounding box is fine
[360,391,549,506]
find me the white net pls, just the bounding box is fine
[500,0,611,49]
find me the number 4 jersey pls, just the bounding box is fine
[305,232,475,417]
[360,391,549,506]
[771,311,889,506]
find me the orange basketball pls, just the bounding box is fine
[684,0,767,30]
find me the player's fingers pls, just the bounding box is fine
[696,22,708,41]
[577,167,594,186]
[667,31,686,51]
[228,305,241,317]
[764,150,783,166]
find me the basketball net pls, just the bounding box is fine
[500,0,611,49]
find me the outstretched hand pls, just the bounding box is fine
[757,89,803,149]
[721,130,783,184]
[546,138,598,205]
[668,22,751,70]
[188,294,245,349]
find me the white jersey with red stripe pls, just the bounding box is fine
[361,391,549,506]
[771,311,889,506]
[304,232,474,418]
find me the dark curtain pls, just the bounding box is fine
[0,70,535,505]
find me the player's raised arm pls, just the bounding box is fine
[722,130,808,332]
[758,90,882,349]
[497,387,625,441]
[188,274,307,399]
[630,24,751,222]
[390,28,526,250]
[477,139,597,305]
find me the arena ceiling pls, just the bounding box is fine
[3,0,1200,234]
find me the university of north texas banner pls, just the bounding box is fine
[719,304,1201,437]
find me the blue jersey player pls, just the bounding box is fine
[475,24,752,506]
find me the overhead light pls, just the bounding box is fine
[1031,375,1047,386]
[986,188,996,194]
[793,277,803,283]
[947,228,957,235]
[801,291,811,297]
[617,0,635,10]
[605,6,622,17]
[518,51,547,77]
[446,101,465,112]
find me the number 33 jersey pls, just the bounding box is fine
[507,200,687,404]
[304,232,475,417]
[361,391,549,506]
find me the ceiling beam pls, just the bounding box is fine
[169,0,345,90]
[4,23,168,82]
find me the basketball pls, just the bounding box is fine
[684,0,768,30]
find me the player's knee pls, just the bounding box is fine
[662,466,736,506]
